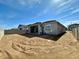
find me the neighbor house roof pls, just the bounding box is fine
[68,23,79,30]
[68,24,79,27]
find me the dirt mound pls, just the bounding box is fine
[0,32,79,59]
[57,31,77,45]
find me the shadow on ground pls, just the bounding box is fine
[5,30,66,41]
[20,32,66,41]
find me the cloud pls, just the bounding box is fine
[50,0,62,5]
[60,9,79,19]
[17,0,41,6]
[71,20,79,24]
[71,9,79,14]
[63,20,79,26]
[0,0,41,6]
[56,0,74,15]
[58,8,79,19]
[58,0,72,8]
[36,8,49,17]
[56,7,74,15]
[68,20,79,24]
[60,19,79,27]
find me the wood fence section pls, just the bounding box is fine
[72,27,79,40]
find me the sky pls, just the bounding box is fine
[0,0,79,29]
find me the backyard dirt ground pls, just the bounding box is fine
[0,31,79,59]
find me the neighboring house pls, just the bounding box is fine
[68,24,79,40]
[18,25,27,31]
[18,20,67,35]
[68,24,79,31]
[18,25,29,34]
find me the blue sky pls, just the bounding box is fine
[0,0,79,29]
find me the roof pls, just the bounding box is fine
[42,20,67,29]
[18,20,67,29]
[42,20,56,23]
[33,22,41,24]
[68,24,79,27]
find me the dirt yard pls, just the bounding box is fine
[0,31,79,59]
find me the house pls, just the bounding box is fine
[68,24,79,40]
[18,25,27,31]
[18,25,29,34]
[42,20,67,35]
[18,20,67,35]
[18,23,42,34]
[28,22,42,34]
[68,24,79,31]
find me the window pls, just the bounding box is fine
[19,28,22,30]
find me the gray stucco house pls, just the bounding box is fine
[42,20,66,35]
[18,20,67,35]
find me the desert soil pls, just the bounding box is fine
[0,31,79,59]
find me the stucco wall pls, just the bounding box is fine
[0,29,4,40]
[42,22,58,35]
[42,22,66,35]
[56,23,66,35]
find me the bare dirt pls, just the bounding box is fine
[0,31,79,59]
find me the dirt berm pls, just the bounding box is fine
[0,31,79,59]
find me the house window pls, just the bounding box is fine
[44,24,52,32]
[19,28,22,30]
[45,26,51,30]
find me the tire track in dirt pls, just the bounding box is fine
[0,49,12,59]
[12,42,37,56]
[11,42,56,56]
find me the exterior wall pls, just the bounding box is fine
[0,29,4,40]
[26,26,31,33]
[28,24,42,35]
[42,22,58,35]
[38,25,42,34]
[42,22,66,35]
[56,23,66,35]
[18,25,31,34]
[18,25,26,31]
[18,24,42,34]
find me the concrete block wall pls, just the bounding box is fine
[0,29,4,40]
